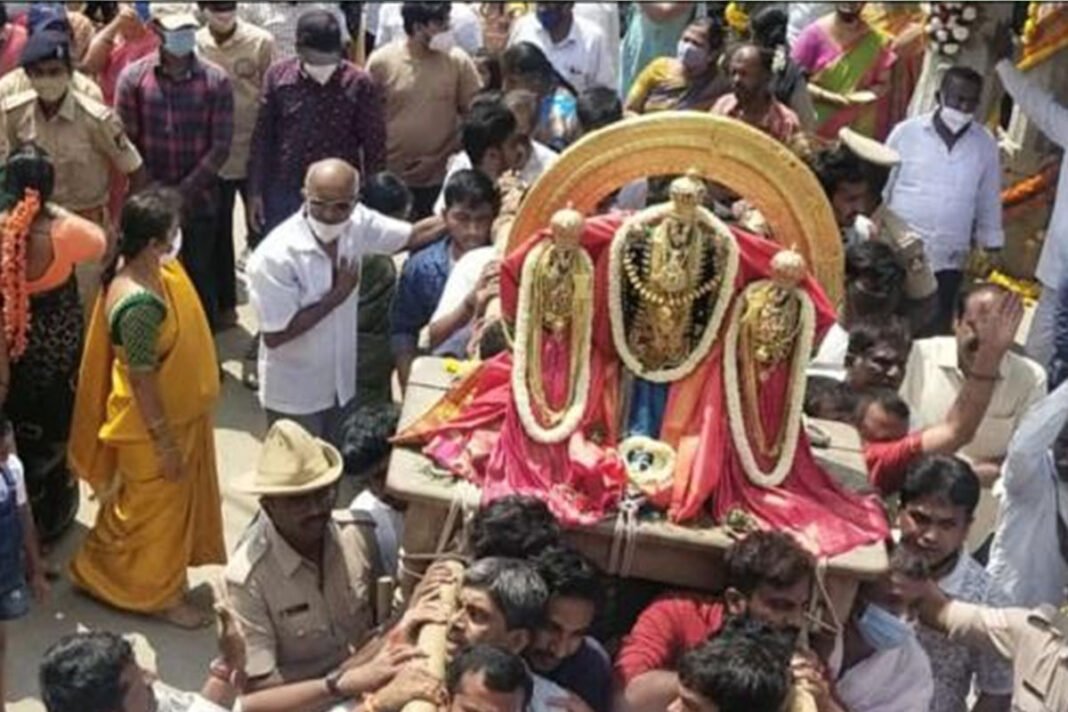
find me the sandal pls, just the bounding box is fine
[242,337,259,391]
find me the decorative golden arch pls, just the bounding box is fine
[507,112,844,304]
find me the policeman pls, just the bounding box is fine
[2,29,146,227]
[226,420,383,689]
[907,575,1068,710]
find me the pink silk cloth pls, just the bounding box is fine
[396,214,889,556]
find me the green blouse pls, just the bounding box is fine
[108,290,166,371]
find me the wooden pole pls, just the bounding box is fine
[401,560,465,712]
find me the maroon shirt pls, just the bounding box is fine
[247,57,386,206]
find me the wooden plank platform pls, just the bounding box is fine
[387,358,887,618]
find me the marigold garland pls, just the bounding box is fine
[1002,162,1059,207]
[2,189,41,360]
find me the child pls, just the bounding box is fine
[804,375,860,422]
[855,388,911,443]
[0,414,48,707]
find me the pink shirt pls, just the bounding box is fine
[100,31,159,105]
[0,23,27,78]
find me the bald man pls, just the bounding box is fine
[247,159,443,442]
[711,43,802,146]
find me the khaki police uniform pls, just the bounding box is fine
[0,68,102,103]
[2,87,142,216]
[225,509,382,682]
[945,601,1068,711]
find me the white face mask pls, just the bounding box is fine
[303,62,338,85]
[305,211,349,243]
[162,228,182,263]
[428,29,456,53]
[938,105,973,134]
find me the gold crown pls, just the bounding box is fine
[771,250,807,288]
[550,205,584,245]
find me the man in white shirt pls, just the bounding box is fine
[987,380,1068,608]
[247,159,435,443]
[508,2,614,93]
[446,557,570,712]
[994,27,1068,370]
[897,456,1013,712]
[884,67,1004,335]
[900,284,1048,549]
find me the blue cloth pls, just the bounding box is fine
[544,638,613,712]
[0,466,24,601]
[626,378,669,437]
[0,583,28,621]
[390,237,453,353]
[1051,280,1068,389]
[619,3,696,95]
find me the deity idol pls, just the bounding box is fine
[398,114,889,556]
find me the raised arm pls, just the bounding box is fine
[995,25,1068,148]
[919,294,1023,454]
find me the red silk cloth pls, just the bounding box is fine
[396,214,889,556]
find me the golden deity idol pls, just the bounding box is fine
[608,170,740,382]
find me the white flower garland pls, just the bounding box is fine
[926,2,979,57]
[511,241,594,444]
[723,282,815,488]
[608,206,740,383]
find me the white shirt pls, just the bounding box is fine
[899,336,1048,462]
[997,59,1068,289]
[155,683,229,712]
[0,454,26,507]
[248,206,411,414]
[509,13,614,92]
[428,245,497,357]
[884,113,1004,272]
[375,2,484,55]
[240,3,350,57]
[807,322,850,381]
[434,141,558,215]
[531,674,569,712]
[987,380,1068,607]
[350,490,404,577]
[572,3,620,91]
[830,631,934,712]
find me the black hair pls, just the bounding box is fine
[468,495,561,559]
[685,16,725,51]
[845,241,906,295]
[576,86,622,133]
[533,544,602,606]
[900,455,981,518]
[804,375,859,422]
[477,318,509,360]
[446,644,533,705]
[464,557,549,632]
[474,48,502,91]
[855,387,911,424]
[40,632,135,712]
[362,171,412,220]
[954,281,1010,321]
[500,41,578,98]
[401,2,451,36]
[941,66,984,93]
[0,411,12,437]
[749,6,787,48]
[723,531,813,596]
[101,187,180,286]
[813,145,867,199]
[846,317,912,360]
[678,618,792,712]
[462,100,518,167]
[4,142,55,205]
[443,169,501,216]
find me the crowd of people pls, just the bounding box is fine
[0,1,1067,711]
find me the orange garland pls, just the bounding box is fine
[1002,162,1059,207]
[1,189,41,360]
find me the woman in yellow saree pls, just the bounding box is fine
[791,2,896,140]
[68,188,223,628]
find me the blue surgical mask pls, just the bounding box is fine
[857,603,911,650]
[163,28,197,57]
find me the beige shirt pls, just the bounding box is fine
[945,601,1068,711]
[366,41,482,188]
[3,89,142,212]
[0,69,102,102]
[196,19,275,180]
[225,509,382,681]
[900,336,1047,461]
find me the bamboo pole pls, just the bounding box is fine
[401,560,465,712]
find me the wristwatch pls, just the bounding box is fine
[324,667,345,699]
